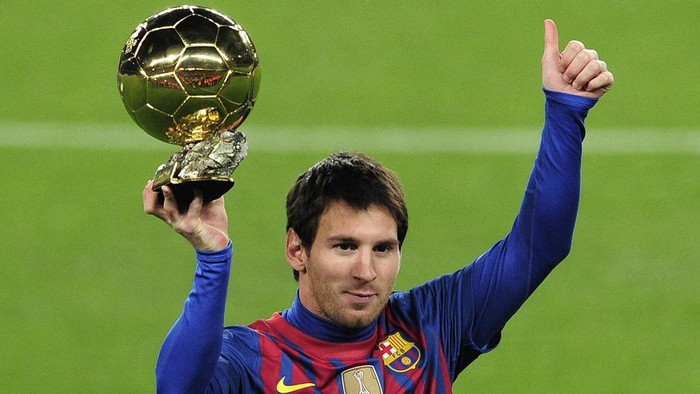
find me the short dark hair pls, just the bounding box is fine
[286,152,409,280]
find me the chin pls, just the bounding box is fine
[338,310,381,330]
[339,318,373,330]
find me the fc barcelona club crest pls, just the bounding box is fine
[341,365,383,394]
[377,332,421,373]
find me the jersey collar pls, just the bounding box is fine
[282,291,376,343]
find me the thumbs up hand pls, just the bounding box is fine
[542,19,614,99]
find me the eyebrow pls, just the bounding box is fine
[326,236,399,247]
[326,236,358,244]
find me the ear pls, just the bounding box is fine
[285,228,307,273]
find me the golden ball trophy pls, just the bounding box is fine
[117,5,260,204]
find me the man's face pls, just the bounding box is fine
[291,201,401,329]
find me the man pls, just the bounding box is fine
[144,19,614,393]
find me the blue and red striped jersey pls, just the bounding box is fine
[213,267,486,393]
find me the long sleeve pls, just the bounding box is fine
[468,89,597,347]
[155,242,232,394]
[394,89,599,379]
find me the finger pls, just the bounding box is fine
[143,179,162,215]
[161,186,180,220]
[543,19,560,65]
[207,194,225,208]
[571,59,606,90]
[559,40,586,76]
[186,188,204,222]
[584,70,614,93]
[562,47,598,84]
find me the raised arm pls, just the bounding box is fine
[143,182,233,393]
[468,19,614,347]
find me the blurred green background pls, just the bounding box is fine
[1,0,698,392]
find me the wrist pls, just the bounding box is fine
[190,234,231,253]
[183,224,230,252]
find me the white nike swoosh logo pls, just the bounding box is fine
[276,377,317,393]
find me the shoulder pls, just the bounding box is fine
[218,315,287,374]
[222,313,286,344]
[390,265,475,306]
[384,265,476,329]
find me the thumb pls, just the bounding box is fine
[542,19,560,68]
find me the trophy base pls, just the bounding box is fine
[153,178,234,207]
[150,129,247,208]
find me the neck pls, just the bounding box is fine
[282,291,376,342]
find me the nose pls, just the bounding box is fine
[352,249,377,283]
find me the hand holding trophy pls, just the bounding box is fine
[117,5,260,206]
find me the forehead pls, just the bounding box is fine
[316,201,398,240]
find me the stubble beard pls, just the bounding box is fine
[311,277,394,330]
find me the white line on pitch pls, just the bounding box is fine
[1,122,699,155]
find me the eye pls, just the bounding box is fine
[335,242,356,251]
[374,243,396,254]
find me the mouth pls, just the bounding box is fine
[345,291,377,304]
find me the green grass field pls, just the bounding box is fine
[1,0,698,392]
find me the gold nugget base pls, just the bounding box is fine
[151,129,247,205]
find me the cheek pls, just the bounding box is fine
[306,254,346,281]
[379,258,401,282]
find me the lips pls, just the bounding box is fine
[345,291,377,304]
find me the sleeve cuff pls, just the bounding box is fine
[543,88,598,110]
[196,240,233,264]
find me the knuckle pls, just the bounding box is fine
[567,40,585,52]
[563,70,576,82]
[607,72,615,85]
[588,60,603,74]
[577,49,598,65]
